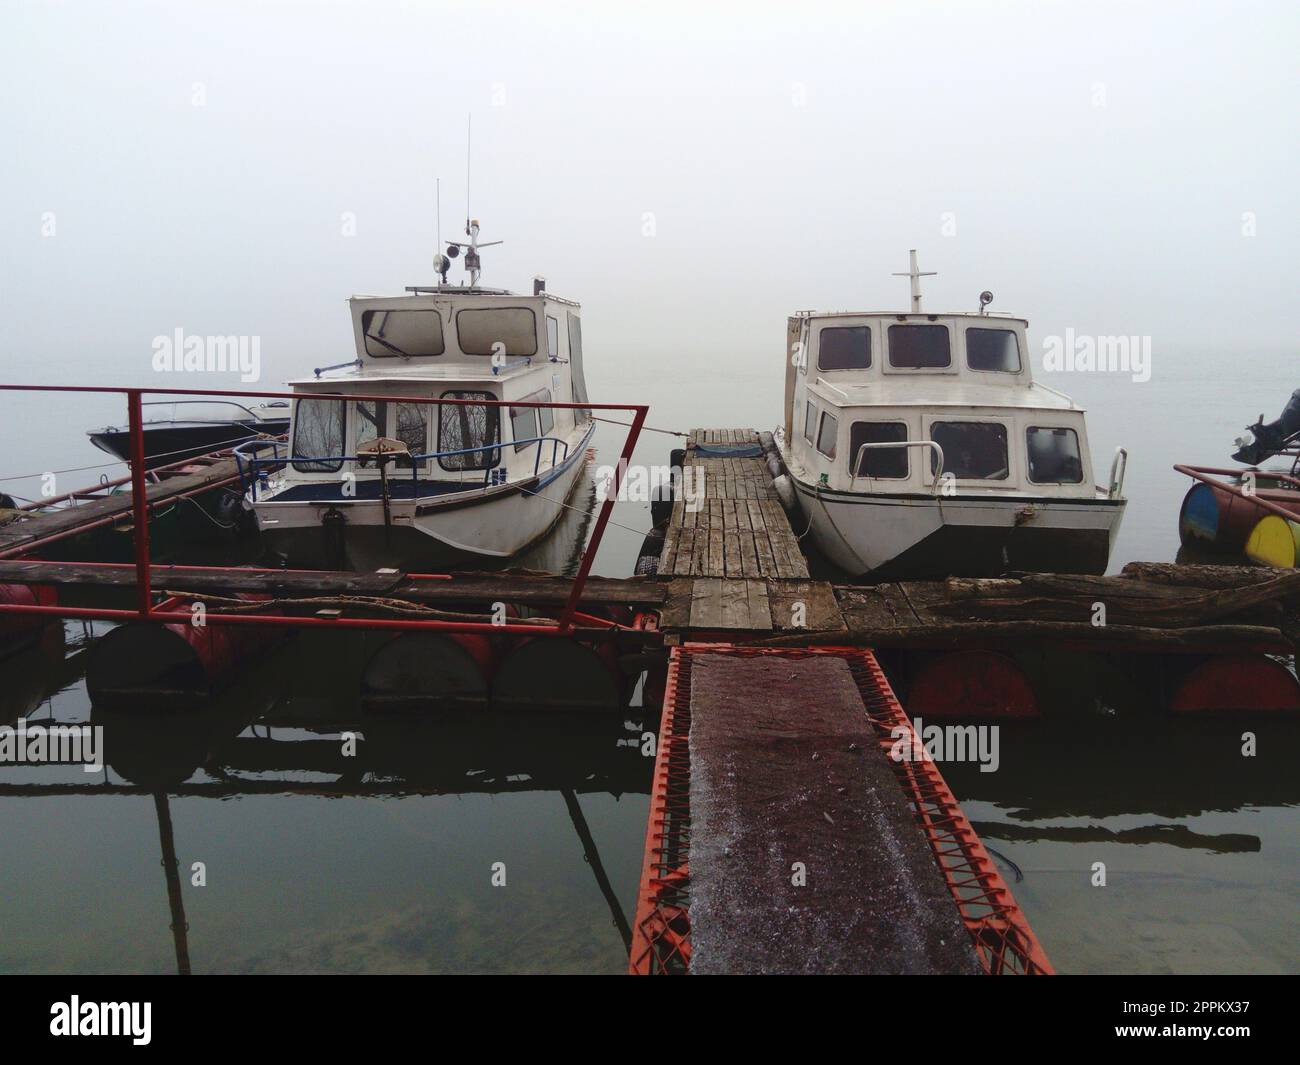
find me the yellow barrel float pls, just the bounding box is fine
[1244,514,1300,568]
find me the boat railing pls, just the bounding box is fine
[1108,447,1128,499]
[850,440,945,492]
[1173,463,1300,522]
[236,435,572,501]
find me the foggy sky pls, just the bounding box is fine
[2,0,1297,415]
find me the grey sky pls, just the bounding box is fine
[2,0,1296,407]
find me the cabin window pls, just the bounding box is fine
[848,422,909,479]
[513,390,555,450]
[818,327,871,371]
[352,399,386,468]
[816,411,838,459]
[291,397,345,472]
[437,390,500,471]
[511,403,539,452]
[930,421,1009,480]
[456,308,538,356]
[803,401,817,443]
[355,399,385,441]
[361,310,445,358]
[393,402,428,468]
[546,316,560,360]
[966,328,1021,372]
[566,313,591,423]
[888,325,951,368]
[1026,426,1083,484]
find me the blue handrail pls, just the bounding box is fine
[237,435,572,501]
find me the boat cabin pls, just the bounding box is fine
[783,310,1098,498]
[279,289,592,494]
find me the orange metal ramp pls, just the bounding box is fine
[629,644,1052,975]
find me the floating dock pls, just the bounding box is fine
[3,409,1299,975]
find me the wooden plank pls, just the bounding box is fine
[707,525,725,577]
[745,579,773,631]
[659,524,679,574]
[691,577,724,628]
[767,580,847,632]
[719,579,753,629]
[674,528,696,577]
[657,578,695,629]
[738,523,759,579]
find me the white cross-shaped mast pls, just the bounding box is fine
[892,249,937,312]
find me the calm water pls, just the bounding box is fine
[0,348,1297,974]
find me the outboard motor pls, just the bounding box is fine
[1233,389,1300,465]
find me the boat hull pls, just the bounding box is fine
[89,421,288,469]
[255,442,593,571]
[794,480,1126,579]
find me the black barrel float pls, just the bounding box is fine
[492,636,623,711]
[360,631,492,710]
[85,616,275,706]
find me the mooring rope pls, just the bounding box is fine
[592,416,688,438]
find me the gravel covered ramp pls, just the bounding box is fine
[685,652,982,974]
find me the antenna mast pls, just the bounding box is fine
[892,249,937,312]
[442,115,502,286]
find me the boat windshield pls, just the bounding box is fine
[362,309,446,358]
[142,400,257,424]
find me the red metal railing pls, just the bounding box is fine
[1174,463,1300,522]
[0,384,648,635]
[629,644,1053,975]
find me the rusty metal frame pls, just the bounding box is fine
[629,644,1053,975]
[1174,463,1300,522]
[0,384,648,635]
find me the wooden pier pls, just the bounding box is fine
[658,430,808,580]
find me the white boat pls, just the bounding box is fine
[244,221,595,570]
[778,252,1127,579]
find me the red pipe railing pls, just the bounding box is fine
[0,385,649,636]
[1174,463,1300,522]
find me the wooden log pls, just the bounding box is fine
[1119,561,1289,588]
[932,570,1300,627]
[760,621,1290,650]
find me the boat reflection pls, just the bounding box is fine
[939,717,1300,856]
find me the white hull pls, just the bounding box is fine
[795,479,1125,579]
[255,433,593,570]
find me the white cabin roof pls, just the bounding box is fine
[807,377,1081,412]
[798,310,1027,325]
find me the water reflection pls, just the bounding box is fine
[0,621,653,975]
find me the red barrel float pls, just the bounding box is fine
[907,651,1039,720]
[1170,654,1300,713]
[0,582,57,638]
